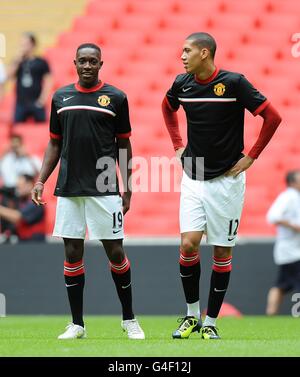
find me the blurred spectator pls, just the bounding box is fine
[266,170,300,315]
[8,32,52,123]
[0,174,46,242]
[0,133,41,237]
[0,58,6,99]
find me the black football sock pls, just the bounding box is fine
[64,260,85,327]
[179,249,200,307]
[206,256,232,319]
[110,256,134,320]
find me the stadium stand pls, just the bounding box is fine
[0,0,299,237]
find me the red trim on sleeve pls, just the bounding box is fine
[116,132,131,139]
[50,132,62,140]
[248,103,282,159]
[75,81,104,93]
[162,96,184,151]
[165,96,177,111]
[252,99,270,116]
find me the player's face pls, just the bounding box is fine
[181,40,208,74]
[75,48,103,86]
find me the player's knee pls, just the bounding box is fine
[181,238,199,253]
[214,246,232,259]
[108,246,125,264]
[64,239,84,262]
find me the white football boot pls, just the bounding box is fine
[58,323,86,339]
[121,318,145,339]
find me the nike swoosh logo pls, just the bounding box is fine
[228,237,235,241]
[113,229,122,234]
[182,87,192,92]
[180,273,193,278]
[65,283,78,288]
[121,283,131,289]
[214,288,227,292]
[63,96,75,102]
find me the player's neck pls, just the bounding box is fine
[195,63,216,81]
[78,79,100,89]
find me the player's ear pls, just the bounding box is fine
[100,61,104,68]
[201,48,209,59]
[73,59,77,66]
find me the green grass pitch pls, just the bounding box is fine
[0,315,299,357]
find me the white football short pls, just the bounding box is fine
[53,195,124,240]
[180,171,246,246]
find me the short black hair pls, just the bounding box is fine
[286,170,300,186]
[10,133,23,141]
[23,32,37,46]
[76,43,101,55]
[186,32,217,59]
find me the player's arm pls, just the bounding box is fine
[162,96,185,158]
[117,137,132,215]
[227,75,282,177]
[162,79,184,158]
[247,103,282,160]
[32,98,62,205]
[31,138,62,206]
[228,103,282,176]
[116,96,132,215]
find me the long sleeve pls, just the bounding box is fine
[162,96,184,151]
[248,103,282,159]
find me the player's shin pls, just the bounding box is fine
[64,260,85,327]
[110,256,134,320]
[204,255,232,326]
[179,249,201,319]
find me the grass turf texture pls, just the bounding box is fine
[0,315,299,357]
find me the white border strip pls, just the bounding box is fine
[47,235,275,246]
[57,105,116,117]
[178,97,237,102]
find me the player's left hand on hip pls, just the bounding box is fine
[225,155,254,177]
[122,192,132,215]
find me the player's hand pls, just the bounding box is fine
[31,182,46,206]
[122,192,131,215]
[175,147,185,161]
[225,155,254,177]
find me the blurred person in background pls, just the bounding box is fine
[266,170,300,315]
[8,32,52,124]
[0,174,46,242]
[0,58,6,100]
[0,133,41,240]
[162,32,282,340]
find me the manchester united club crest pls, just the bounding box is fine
[98,95,110,107]
[214,83,226,96]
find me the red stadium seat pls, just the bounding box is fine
[216,0,265,14]
[85,0,125,15]
[58,31,99,49]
